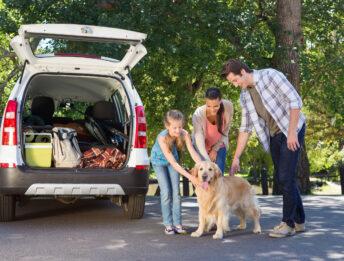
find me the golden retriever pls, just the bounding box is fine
[190,161,261,239]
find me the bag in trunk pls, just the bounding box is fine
[52,127,82,168]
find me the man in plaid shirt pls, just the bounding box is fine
[222,59,306,238]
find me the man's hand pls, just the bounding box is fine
[230,157,240,176]
[287,131,300,151]
[287,109,301,151]
[209,149,217,162]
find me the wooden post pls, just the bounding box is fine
[182,176,189,196]
[261,167,269,195]
[339,140,344,195]
[340,164,344,195]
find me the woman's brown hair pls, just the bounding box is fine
[205,87,226,136]
[164,110,185,152]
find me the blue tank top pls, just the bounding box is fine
[150,130,179,166]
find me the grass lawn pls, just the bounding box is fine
[147,175,343,196]
[310,178,342,195]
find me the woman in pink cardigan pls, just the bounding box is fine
[192,87,234,174]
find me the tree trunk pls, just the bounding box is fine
[297,142,311,194]
[273,0,302,84]
[273,0,311,194]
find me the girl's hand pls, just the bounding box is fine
[209,149,217,162]
[189,175,200,187]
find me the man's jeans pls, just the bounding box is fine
[152,164,181,226]
[270,124,306,228]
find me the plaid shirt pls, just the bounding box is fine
[239,68,306,151]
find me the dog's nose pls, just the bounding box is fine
[202,175,207,181]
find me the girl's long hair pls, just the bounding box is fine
[205,87,225,136]
[164,110,185,152]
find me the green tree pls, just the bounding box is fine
[0,0,342,193]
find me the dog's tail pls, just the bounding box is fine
[250,187,262,216]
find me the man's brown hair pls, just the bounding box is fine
[221,59,253,78]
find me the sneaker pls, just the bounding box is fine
[295,223,306,232]
[272,222,286,231]
[164,226,175,235]
[269,222,295,238]
[174,225,187,234]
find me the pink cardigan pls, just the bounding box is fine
[192,99,234,161]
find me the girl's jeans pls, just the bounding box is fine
[152,164,181,227]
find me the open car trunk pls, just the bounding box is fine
[21,73,132,170]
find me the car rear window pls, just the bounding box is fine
[30,37,128,61]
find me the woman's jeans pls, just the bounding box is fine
[194,145,227,175]
[215,147,227,175]
[270,124,306,228]
[152,164,181,227]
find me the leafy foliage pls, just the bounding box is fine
[0,0,342,178]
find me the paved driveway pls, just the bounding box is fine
[0,196,343,260]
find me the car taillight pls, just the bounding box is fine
[134,105,147,148]
[0,163,16,168]
[2,100,17,146]
[135,165,150,171]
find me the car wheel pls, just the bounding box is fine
[0,195,16,222]
[122,194,145,219]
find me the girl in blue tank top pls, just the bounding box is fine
[151,110,201,235]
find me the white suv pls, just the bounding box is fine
[0,24,150,221]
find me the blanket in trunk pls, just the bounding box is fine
[79,147,126,169]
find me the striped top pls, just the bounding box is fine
[239,68,306,151]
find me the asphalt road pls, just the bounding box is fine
[0,196,343,261]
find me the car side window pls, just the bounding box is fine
[112,90,127,125]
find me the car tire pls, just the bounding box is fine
[0,195,16,222]
[122,194,145,219]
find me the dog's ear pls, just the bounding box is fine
[190,163,200,177]
[213,162,222,178]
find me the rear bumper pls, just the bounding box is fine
[0,166,149,196]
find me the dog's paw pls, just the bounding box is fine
[236,224,246,230]
[253,226,262,234]
[191,231,202,238]
[223,225,231,232]
[213,233,223,239]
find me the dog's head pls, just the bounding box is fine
[191,161,222,190]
